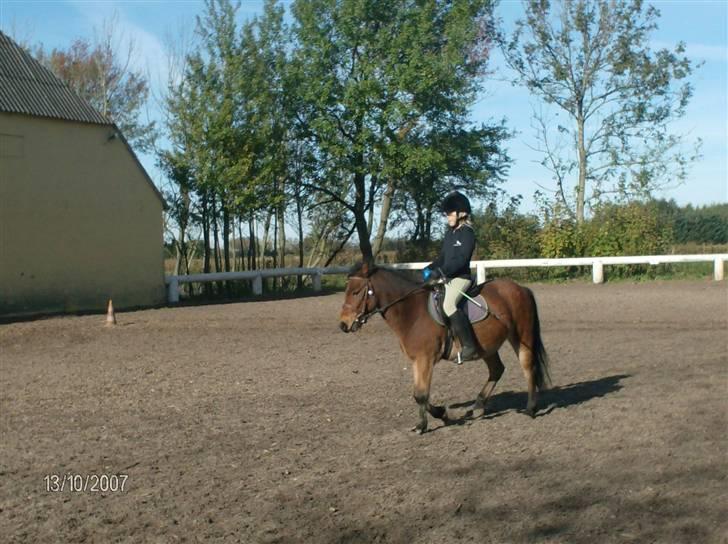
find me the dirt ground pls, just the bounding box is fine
[1,279,726,543]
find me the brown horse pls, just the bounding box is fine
[339,261,551,433]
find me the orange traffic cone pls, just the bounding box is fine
[105,299,117,326]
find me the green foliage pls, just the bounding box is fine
[501,0,700,222]
[539,219,584,259]
[472,196,540,259]
[290,0,508,259]
[585,202,673,256]
[158,0,509,274]
[538,201,672,260]
[675,204,727,244]
[392,121,511,245]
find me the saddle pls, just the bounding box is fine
[426,280,489,327]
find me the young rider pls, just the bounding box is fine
[423,191,479,362]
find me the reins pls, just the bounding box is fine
[355,284,428,325]
[348,270,429,327]
[349,269,504,329]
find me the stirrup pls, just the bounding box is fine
[455,349,479,365]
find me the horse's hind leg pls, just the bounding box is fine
[469,352,505,417]
[510,338,538,417]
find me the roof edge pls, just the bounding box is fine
[112,125,166,208]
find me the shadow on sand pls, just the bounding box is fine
[447,373,631,422]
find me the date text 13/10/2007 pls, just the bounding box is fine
[44,473,129,493]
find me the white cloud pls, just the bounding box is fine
[685,43,728,62]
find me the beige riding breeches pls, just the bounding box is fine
[443,277,472,317]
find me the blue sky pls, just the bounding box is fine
[1,0,726,213]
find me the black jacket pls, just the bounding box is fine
[429,224,475,279]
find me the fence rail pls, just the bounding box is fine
[165,253,727,303]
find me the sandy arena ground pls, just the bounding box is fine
[1,279,726,543]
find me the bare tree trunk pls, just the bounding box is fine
[371,178,395,258]
[576,113,587,225]
[222,202,231,273]
[295,189,304,289]
[201,192,212,296]
[306,225,332,268]
[222,201,231,296]
[353,170,373,263]
[324,222,357,267]
[248,216,256,271]
[272,209,278,290]
[260,210,272,270]
[367,200,374,236]
[277,200,286,284]
[178,185,191,276]
[211,195,222,294]
[211,196,222,273]
[238,217,246,271]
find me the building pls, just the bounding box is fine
[0,31,165,317]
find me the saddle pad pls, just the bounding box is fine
[427,290,489,327]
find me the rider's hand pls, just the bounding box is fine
[424,268,443,287]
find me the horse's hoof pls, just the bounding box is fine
[525,408,536,419]
[411,423,427,434]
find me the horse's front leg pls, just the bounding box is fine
[410,355,447,434]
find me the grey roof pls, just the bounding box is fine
[0,31,110,125]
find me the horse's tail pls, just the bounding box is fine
[525,287,552,390]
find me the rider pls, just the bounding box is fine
[423,191,479,363]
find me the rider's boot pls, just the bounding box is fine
[449,310,480,364]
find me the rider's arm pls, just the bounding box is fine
[427,238,446,271]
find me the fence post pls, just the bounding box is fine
[592,261,604,284]
[253,274,263,295]
[476,263,486,284]
[313,270,322,291]
[715,258,725,281]
[167,277,179,304]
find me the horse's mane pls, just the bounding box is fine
[375,265,420,287]
[349,262,421,289]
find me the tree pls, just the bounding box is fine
[35,16,157,153]
[159,0,299,289]
[390,122,510,248]
[472,195,541,259]
[290,0,506,262]
[501,0,699,223]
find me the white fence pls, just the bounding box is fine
[165,253,727,303]
[165,267,349,303]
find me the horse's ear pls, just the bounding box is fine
[362,258,376,277]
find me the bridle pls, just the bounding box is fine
[345,273,428,329]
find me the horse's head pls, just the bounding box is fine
[339,261,379,333]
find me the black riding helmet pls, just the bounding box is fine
[441,191,472,215]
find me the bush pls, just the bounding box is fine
[472,198,541,259]
[585,202,673,257]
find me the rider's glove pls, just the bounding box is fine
[423,267,432,281]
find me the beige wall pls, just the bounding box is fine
[0,113,165,316]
